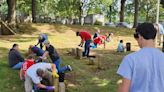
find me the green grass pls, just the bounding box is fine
[0,24,136,92]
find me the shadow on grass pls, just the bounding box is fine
[16,23,38,35]
[0,35,37,42]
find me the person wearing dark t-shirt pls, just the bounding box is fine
[8,44,24,69]
[28,45,44,56]
[36,34,48,49]
[41,40,72,73]
[76,31,91,57]
[93,29,100,39]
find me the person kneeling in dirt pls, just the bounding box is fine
[28,45,44,56]
[8,44,24,69]
[25,62,59,92]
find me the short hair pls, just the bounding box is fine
[120,40,123,43]
[27,54,35,59]
[135,23,157,40]
[12,44,18,48]
[76,32,80,36]
[36,68,44,77]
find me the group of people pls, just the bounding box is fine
[76,28,113,57]
[8,34,72,92]
[7,22,164,92]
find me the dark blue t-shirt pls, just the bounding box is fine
[31,46,44,56]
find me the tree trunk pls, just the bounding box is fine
[32,0,36,23]
[133,0,139,28]
[120,0,126,22]
[6,0,16,24]
[109,5,112,23]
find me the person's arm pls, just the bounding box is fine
[16,51,24,62]
[37,83,54,90]
[51,64,59,77]
[36,39,40,46]
[41,51,49,59]
[37,83,46,88]
[117,78,131,92]
[19,68,23,80]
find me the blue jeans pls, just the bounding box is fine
[12,62,24,69]
[53,58,68,73]
[83,40,91,57]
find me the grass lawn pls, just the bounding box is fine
[0,24,138,92]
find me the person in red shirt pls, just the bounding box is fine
[19,55,35,80]
[92,33,113,48]
[76,31,91,57]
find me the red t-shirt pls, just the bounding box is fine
[22,59,35,76]
[80,31,91,41]
[94,35,106,45]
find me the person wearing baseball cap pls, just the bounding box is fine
[117,23,164,92]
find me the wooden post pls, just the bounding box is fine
[88,58,95,65]
[54,78,59,92]
[59,82,65,92]
[71,48,76,55]
[76,47,83,59]
[96,54,103,69]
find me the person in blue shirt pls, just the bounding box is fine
[117,23,164,92]
[36,34,48,49]
[117,40,125,52]
[28,45,44,56]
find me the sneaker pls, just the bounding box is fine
[67,65,72,71]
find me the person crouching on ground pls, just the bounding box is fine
[117,40,125,52]
[40,40,72,73]
[76,31,92,57]
[8,44,24,69]
[28,45,44,56]
[92,33,113,48]
[19,55,35,81]
[25,62,58,92]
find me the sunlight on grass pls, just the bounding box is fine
[0,24,140,92]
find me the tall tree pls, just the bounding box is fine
[120,0,126,22]
[133,0,139,28]
[32,0,36,23]
[6,0,16,24]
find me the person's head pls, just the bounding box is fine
[94,27,100,33]
[36,68,45,78]
[38,34,43,40]
[76,32,80,36]
[134,23,157,48]
[97,29,100,34]
[12,44,19,50]
[28,45,34,54]
[43,40,50,47]
[120,40,123,43]
[27,54,35,60]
